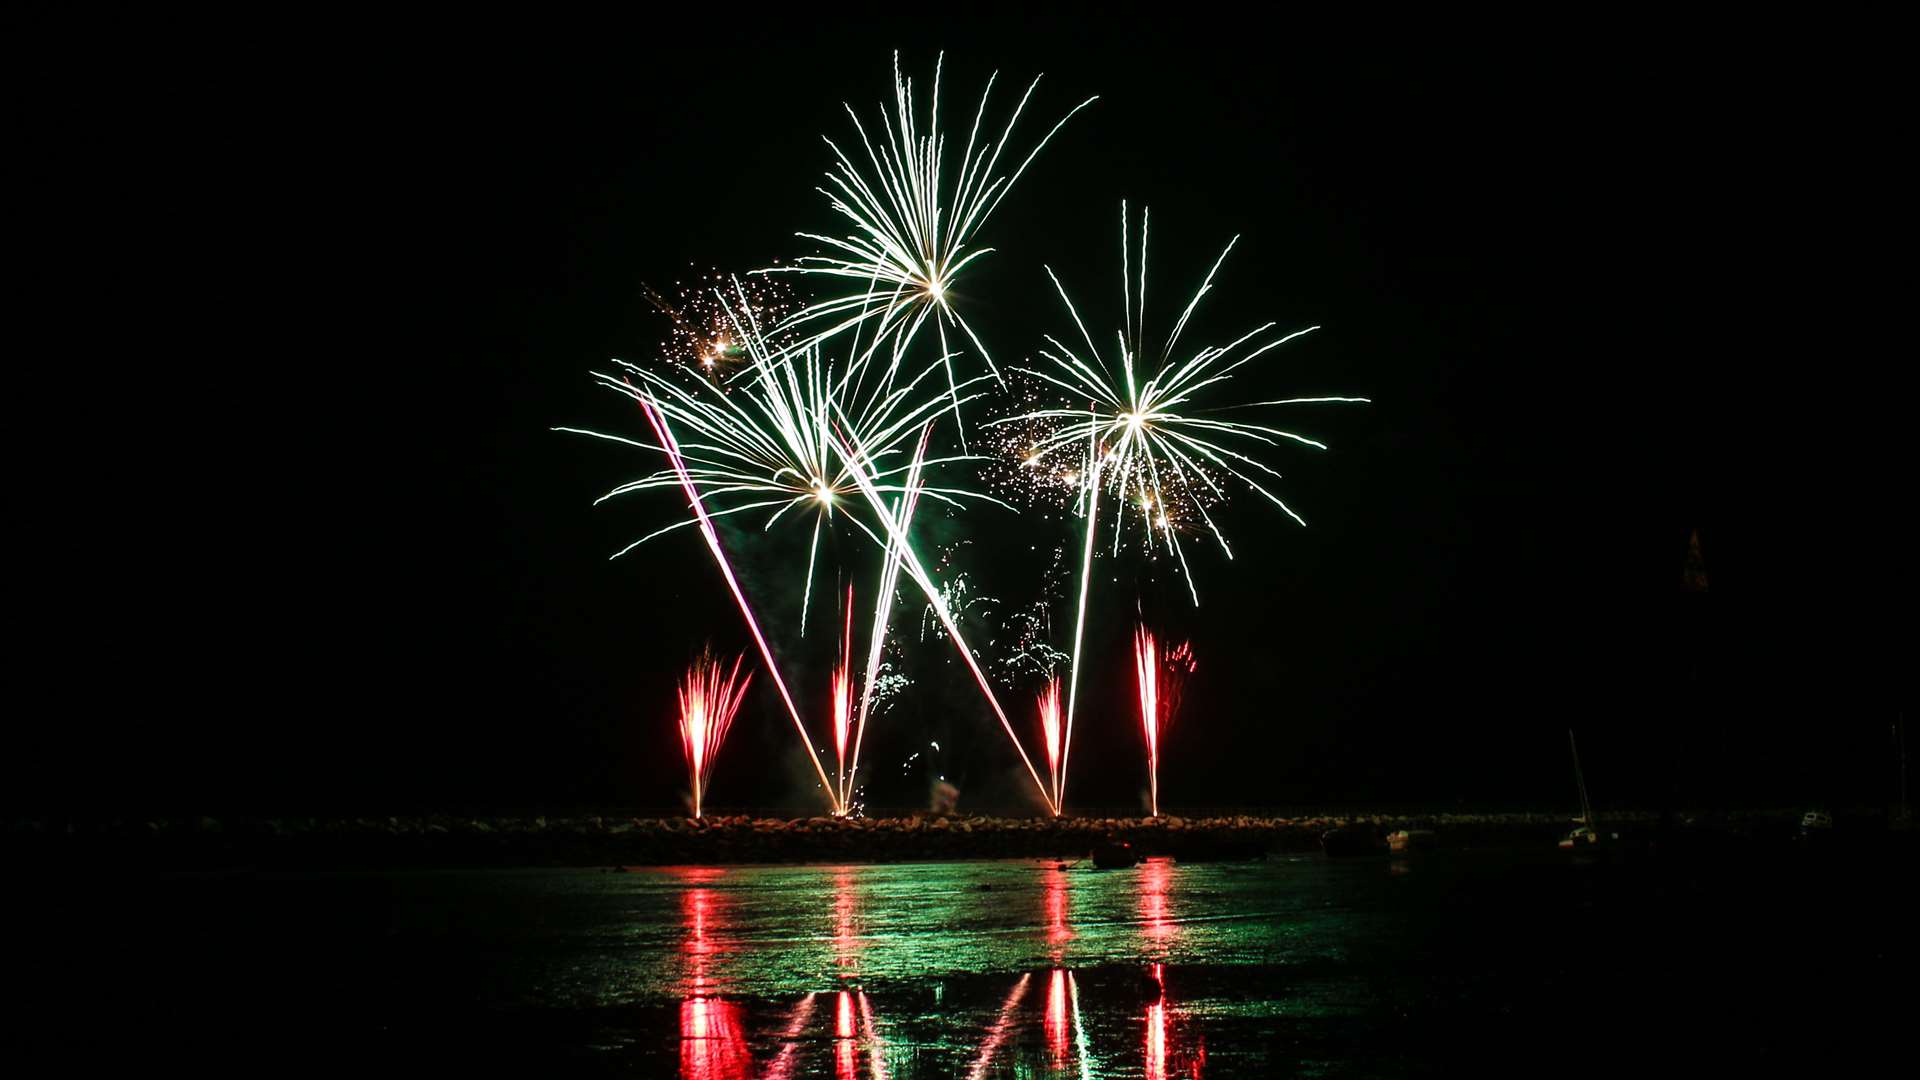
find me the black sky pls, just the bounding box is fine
[8,14,1905,816]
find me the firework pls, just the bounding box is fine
[767,52,1097,447]
[831,585,855,810]
[560,279,999,627]
[644,271,799,378]
[677,649,752,819]
[632,390,843,813]
[832,420,1058,814]
[841,423,931,811]
[993,204,1363,810]
[1037,678,1065,811]
[992,202,1367,596]
[1133,626,1195,817]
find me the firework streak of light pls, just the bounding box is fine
[766,52,1097,448]
[1133,628,1196,817]
[1135,626,1161,817]
[843,426,929,811]
[1059,410,1101,812]
[832,421,1059,814]
[633,390,844,814]
[559,280,997,630]
[678,649,752,818]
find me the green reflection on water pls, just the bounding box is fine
[652,857,1364,1077]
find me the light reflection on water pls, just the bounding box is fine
[97,843,1911,1074]
[666,856,1255,1078]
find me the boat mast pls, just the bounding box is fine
[1569,728,1594,829]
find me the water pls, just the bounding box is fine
[23,849,1913,1074]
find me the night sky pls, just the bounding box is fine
[9,16,1903,816]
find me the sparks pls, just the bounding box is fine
[1133,626,1196,818]
[831,584,855,814]
[1037,677,1065,811]
[677,648,752,819]
[559,278,1002,629]
[988,201,1369,603]
[766,52,1097,446]
[832,420,1059,815]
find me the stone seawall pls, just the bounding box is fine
[6,809,1821,870]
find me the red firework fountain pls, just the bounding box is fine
[678,650,752,818]
[1037,678,1065,811]
[1133,626,1196,817]
[831,585,856,813]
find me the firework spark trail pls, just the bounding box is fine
[678,649,752,819]
[1058,406,1101,813]
[831,420,1058,815]
[635,390,843,814]
[766,52,1097,447]
[1134,626,1162,817]
[988,201,1368,604]
[832,584,855,812]
[1037,677,1065,809]
[561,281,999,629]
[1133,626,1197,817]
[844,424,930,811]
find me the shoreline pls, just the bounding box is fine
[9,807,1869,871]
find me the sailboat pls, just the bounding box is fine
[1558,729,1616,849]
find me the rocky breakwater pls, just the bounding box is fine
[7,809,1701,871]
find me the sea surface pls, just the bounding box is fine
[21,846,1914,1075]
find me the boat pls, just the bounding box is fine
[1091,839,1139,869]
[1558,729,1619,849]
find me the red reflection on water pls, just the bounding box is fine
[1045,969,1070,1066]
[832,866,864,975]
[1145,996,1168,1080]
[680,996,749,1080]
[674,869,748,1079]
[1142,963,1202,1079]
[674,866,734,997]
[1044,867,1073,959]
[1139,857,1177,952]
[835,990,857,1079]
